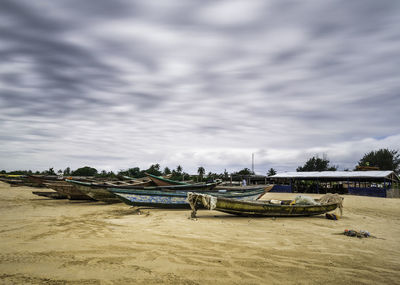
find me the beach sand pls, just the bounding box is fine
[0,182,399,284]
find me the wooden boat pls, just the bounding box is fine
[86,180,154,188]
[43,182,94,200]
[67,179,217,191]
[187,193,343,217]
[108,187,267,208]
[145,173,188,186]
[66,178,219,203]
[65,179,121,203]
[0,177,26,186]
[26,175,61,187]
[32,191,68,199]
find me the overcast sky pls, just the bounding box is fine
[1,0,399,174]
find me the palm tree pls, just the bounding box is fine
[197,166,205,182]
[267,168,277,176]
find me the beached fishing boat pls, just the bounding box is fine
[0,174,30,186]
[145,173,188,186]
[88,179,154,187]
[108,187,267,208]
[187,193,343,217]
[0,177,26,186]
[67,179,217,191]
[65,179,121,203]
[66,178,219,203]
[32,191,68,199]
[26,175,62,187]
[44,182,94,200]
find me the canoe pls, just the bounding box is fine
[0,178,26,186]
[32,191,68,199]
[27,175,61,187]
[67,179,217,191]
[145,173,188,186]
[187,193,343,217]
[65,178,219,203]
[87,180,154,187]
[65,179,121,203]
[43,182,94,200]
[108,187,267,208]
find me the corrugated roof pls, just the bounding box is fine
[271,171,396,179]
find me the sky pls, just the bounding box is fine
[1,0,400,175]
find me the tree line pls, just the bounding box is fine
[296,148,399,173]
[1,148,399,178]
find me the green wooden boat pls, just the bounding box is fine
[188,193,343,217]
[145,173,188,186]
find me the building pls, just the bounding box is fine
[270,171,400,198]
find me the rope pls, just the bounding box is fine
[187,193,217,219]
[187,192,200,219]
[319,193,344,216]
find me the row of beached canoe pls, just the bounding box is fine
[0,173,343,217]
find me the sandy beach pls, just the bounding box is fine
[0,182,399,284]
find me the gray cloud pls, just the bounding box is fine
[1,0,400,173]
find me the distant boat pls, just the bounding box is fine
[32,191,68,199]
[145,173,188,186]
[108,187,267,208]
[0,177,26,186]
[43,182,94,200]
[65,178,219,203]
[187,193,343,217]
[65,179,122,203]
[27,175,62,187]
[85,179,154,188]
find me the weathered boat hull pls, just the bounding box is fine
[109,188,266,208]
[66,180,121,203]
[32,191,68,199]
[145,173,188,186]
[0,178,26,186]
[44,182,94,200]
[188,193,341,217]
[67,178,217,191]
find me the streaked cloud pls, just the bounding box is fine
[1,0,399,173]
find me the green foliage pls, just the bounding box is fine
[170,170,190,181]
[97,170,117,178]
[233,168,254,176]
[145,164,162,176]
[297,156,337,172]
[118,167,141,178]
[357,149,400,172]
[7,170,32,175]
[197,166,205,181]
[267,168,277,176]
[71,166,98,176]
[47,167,56,175]
[223,169,229,180]
[163,167,171,175]
[63,167,71,175]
